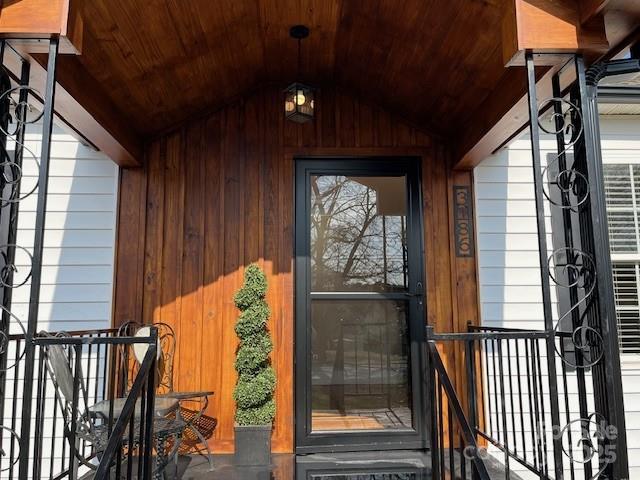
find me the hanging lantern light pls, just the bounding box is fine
[285,25,315,123]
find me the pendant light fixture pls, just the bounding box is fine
[284,25,314,123]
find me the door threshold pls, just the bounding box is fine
[296,449,430,466]
[296,450,431,478]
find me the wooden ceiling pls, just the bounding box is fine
[70,0,507,138]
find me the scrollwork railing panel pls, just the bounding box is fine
[527,53,628,480]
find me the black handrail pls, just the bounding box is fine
[431,326,554,478]
[429,323,618,480]
[430,329,549,341]
[1,327,160,479]
[94,338,157,480]
[427,340,491,480]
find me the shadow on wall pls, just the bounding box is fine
[4,118,117,335]
[33,122,117,334]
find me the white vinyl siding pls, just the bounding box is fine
[475,115,640,478]
[8,121,119,333]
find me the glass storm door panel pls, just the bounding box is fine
[295,158,426,452]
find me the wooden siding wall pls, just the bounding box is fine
[112,86,478,453]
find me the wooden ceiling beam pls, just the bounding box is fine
[578,0,612,24]
[454,0,611,170]
[0,0,142,167]
[2,47,143,167]
[454,65,550,170]
[32,53,143,167]
[502,0,610,66]
[0,0,84,54]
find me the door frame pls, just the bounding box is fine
[294,156,428,453]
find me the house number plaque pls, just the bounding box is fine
[454,186,474,258]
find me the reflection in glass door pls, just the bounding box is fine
[295,159,426,452]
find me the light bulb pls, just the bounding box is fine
[295,90,306,106]
[285,100,295,112]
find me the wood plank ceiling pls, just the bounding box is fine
[72,0,506,139]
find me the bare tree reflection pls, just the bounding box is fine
[309,176,413,431]
[310,175,408,292]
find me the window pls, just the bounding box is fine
[604,164,640,253]
[604,164,640,354]
[612,263,640,354]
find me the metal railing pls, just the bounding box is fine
[428,323,626,480]
[427,336,490,480]
[425,51,636,480]
[0,328,157,480]
[469,326,554,478]
[0,36,70,480]
[522,51,630,479]
[93,334,157,480]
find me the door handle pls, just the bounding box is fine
[406,282,424,305]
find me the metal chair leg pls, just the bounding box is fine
[189,425,214,471]
[160,432,181,480]
[154,435,167,480]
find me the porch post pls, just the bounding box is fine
[17,37,58,480]
[524,52,565,480]
[0,46,30,474]
[525,50,631,479]
[574,56,629,479]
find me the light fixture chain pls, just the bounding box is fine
[297,37,302,79]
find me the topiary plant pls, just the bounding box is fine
[233,264,276,425]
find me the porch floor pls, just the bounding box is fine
[175,450,521,479]
[179,451,429,479]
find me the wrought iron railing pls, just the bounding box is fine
[524,52,631,479]
[0,36,66,480]
[470,326,609,480]
[426,335,490,480]
[0,328,157,480]
[428,322,628,479]
[92,334,157,480]
[7,329,117,479]
[467,326,552,478]
[425,51,635,480]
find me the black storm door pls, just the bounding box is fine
[295,158,427,452]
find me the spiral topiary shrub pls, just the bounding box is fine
[233,264,276,426]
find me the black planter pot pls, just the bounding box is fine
[234,424,272,466]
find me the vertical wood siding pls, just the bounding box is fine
[112,86,476,453]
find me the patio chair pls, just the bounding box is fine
[41,331,185,479]
[118,321,216,471]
